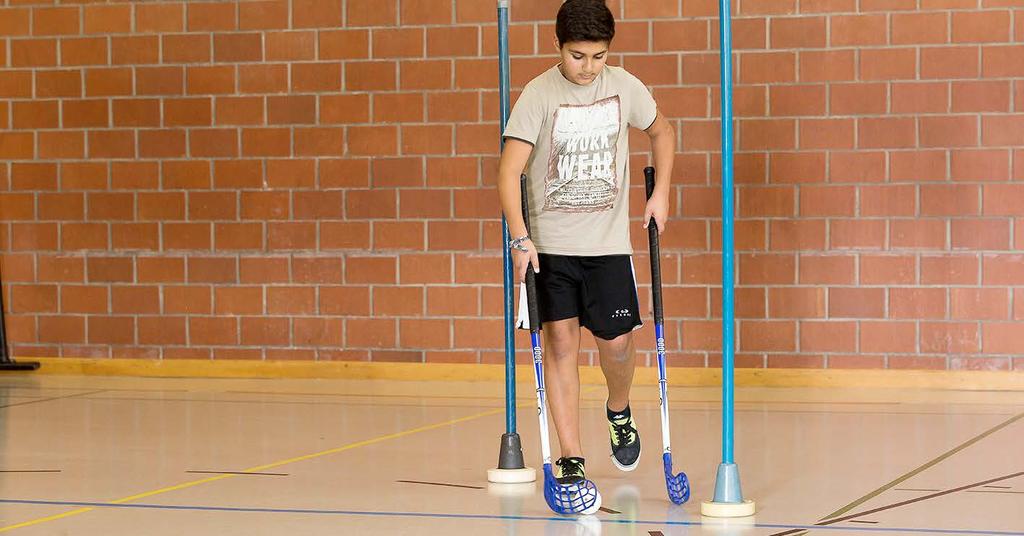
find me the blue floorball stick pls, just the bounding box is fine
[645,166,691,505]
[520,175,602,515]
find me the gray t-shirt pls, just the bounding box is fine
[504,64,657,256]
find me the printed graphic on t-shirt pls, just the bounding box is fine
[544,95,620,213]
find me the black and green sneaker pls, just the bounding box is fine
[608,405,641,471]
[554,456,587,485]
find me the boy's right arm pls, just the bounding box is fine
[497,138,539,281]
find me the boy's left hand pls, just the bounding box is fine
[643,193,669,234]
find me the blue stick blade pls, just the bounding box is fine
[542,464,602,515]
[663,453,690,505]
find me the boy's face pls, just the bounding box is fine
[555,39,609,86]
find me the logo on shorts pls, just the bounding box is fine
[611,308,631,319]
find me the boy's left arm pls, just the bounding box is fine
[643,111,675,234]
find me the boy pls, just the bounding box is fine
[497,0,675,486]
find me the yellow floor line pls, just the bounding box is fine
[0,406,505,532]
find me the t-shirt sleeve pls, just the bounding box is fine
[503,84,545,146]
[627,75,658,130]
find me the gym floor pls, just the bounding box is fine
[0,374,1021,535]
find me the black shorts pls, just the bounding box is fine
[529,254,642,340]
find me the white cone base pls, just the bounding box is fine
[700,499,756,517]
[486,481,536,498]
[487,467,537,484]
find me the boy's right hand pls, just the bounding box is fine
[512,239,540,282]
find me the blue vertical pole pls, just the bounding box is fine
[498,0,515,438]
[704,0,752,512]
[489,0,531,479]
[719,0,735,470]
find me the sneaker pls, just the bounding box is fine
[554,456,587,485]
[608,410,641,471]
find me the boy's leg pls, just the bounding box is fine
[542,317,584,459]
[595,332,636,412]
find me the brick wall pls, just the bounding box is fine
[0,0,1021,371]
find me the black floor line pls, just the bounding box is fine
[395,480,484,490]
[0,389,108,409]
[599,506,620,514]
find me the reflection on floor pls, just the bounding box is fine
[0,374,1021,535]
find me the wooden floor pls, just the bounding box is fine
[0,374,1021,535]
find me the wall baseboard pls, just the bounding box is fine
[16,358,1024,391]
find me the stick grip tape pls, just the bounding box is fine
[644,167,664,325]
[520,175,541,333]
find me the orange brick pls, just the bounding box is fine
[891,219,947,250]
[373,93,424,123]
[291,63,341,92]
[921,116,978,148]
[861,48,917,81]
[738,119,795,150]
[800,321,855,352]
[858,118,916,149]
[373,28,423,59]
[346,61,397,91]
[891,150,947,182]
[981,116,1024,147]
[294,0,346,27]
[982,45,1024,77]
[238,64,287,93]
[61,37,107,66]
[769,85,825,117]
[239,1,289,30]
[860,255,916,285]
[136,66,185,96]
[738,52,795,84]
[952,81,1011,113]
[738,254,795,285]
[136,3,183,33]
[215,223,263,251]
[11,38,57,67]
[266,31,316,62]
[952,219,1009,251]
[268,222,317,251]
[829,287,885,318]
[983,254,1024,285]
[320,30,369,60]
[922,255,979,285]
[401,253,453,284]
[187,2,236,31]
[982,184,1024,216]
[320,286,370,315]
[373,221,425,250]
[33,7,79,36]
[163,34,211,63]
[402,0,451,25]
[346,256,396,284]
[739,321,796,352]
[453,318,502,349]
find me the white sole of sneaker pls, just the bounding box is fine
[609,443,641,472]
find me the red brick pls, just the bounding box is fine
[186,2,235,31]
[59,285,107,314]
[858,118,916,149]
[768,287,825,318]
[921,116,978,148]
[373,286,423,316]
[800,50,855,82]
[920,184,979,216]
[952,219,1010,250]
[860,255,916,285]
[830,15,887,46]
[800,120,855,151]
[111,36,160,65]
[739,52,795,84]
[346,256,396,284]
[860,185,916,217]
[860,321,917,353]
[738,254,795,285]
[187,257,237,284]
[983,184,1024,216]
[800,321,856,352]
[61,223,107,251]
[239,1,289,30]
[321,94,370,124]
[400,254,452,284]
[739,321,796,352]
[981,116,1024,147]
[320,30,369,60]
[11,38,57,67]
[292,317,343,347]
[921,46,979,79]
[268,222,317,251]
[453,318,502,349]
[346,61,396,91]
[829,288,885,318]
[86,256,133,284]
[373,221,425,250]
[950,288,1008,321]
[953,11,1011,43]
[891,219,947,250]
[982,45,1024,77]
[890,288,946,319]
[163,34,211,63]
[893,13,949,45]
[982,323,1022,354]
[291,63,342,92]
[861,48,917,81]
[922,255,979,285]
[347,318,396,348]
[919,322,979,354]
[952,81,1011,113]
[320,286,370,316]
[163,286,211,315]
[215,223,263,251]
[240,317,290,346]
[238,64,287,93]
[891,151,947,182]
[402,0,451,24]
[86,316,134,345]
[892,82,949,114]
[135,257,183,285]
[800,185,855,217]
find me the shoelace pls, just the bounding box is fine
[611,418,636,446]
[556,457,584,478]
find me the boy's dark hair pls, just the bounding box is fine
[555,0,615,46]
